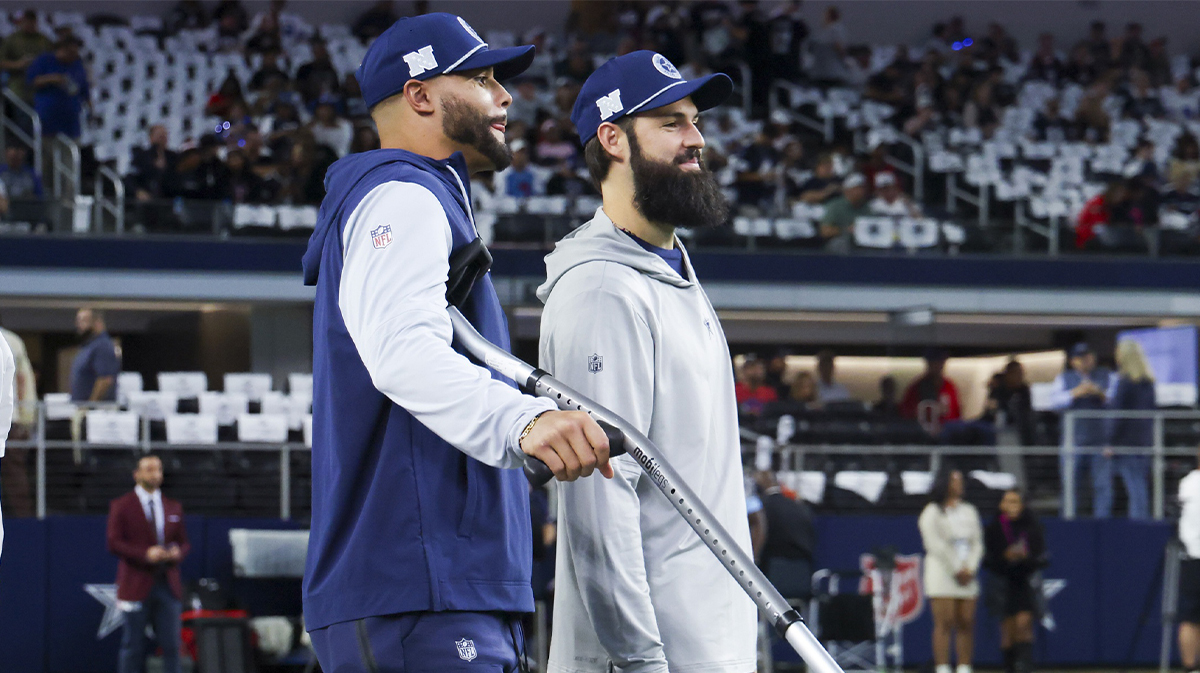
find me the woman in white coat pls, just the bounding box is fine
[919,468,983,673]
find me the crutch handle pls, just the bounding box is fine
[524,421,626,487]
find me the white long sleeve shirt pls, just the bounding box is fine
[338,180,554,469]
[1179,470,1200,558]
[0,333,14,558]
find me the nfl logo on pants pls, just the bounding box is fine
[456,637,477,662]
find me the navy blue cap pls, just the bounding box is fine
[356,13,535,108]
[1069,342,1093,357]
[571,51,733,144]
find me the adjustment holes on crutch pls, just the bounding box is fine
[671,489,676,494]
[739,570,744,576]
[687,509,692,514]
[757,592,763,597]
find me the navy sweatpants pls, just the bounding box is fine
[310,611,526,672]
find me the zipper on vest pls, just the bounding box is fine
[446,166,476,230]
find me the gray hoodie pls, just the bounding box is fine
[538,210,756,673]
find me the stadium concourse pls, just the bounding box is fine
[0,1,1199,672]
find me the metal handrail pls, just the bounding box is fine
[737,62,752,120]
[94,164,126,234]
[16,402,1199,522]
[770,79,833,141]
[945,171,990,227]
[51,133,81,202]
[1,88,42,173]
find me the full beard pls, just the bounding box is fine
[441,95,512,171]
[628,131,729,232]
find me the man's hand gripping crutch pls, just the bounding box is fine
[450,306,845,672]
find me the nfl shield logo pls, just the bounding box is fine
[371,225,393,249]
[588,353,603,373]
[455,637,477,662]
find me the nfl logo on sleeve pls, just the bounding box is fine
[371,225,393,249]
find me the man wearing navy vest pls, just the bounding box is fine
[1049,342,1116,517]
[301,14,612,671]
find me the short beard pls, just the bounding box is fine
[628,130,729,232]
[441,95,512,171]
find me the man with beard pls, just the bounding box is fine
[538,51,756,673]
[70,308,120,405]
[300,14,612,670]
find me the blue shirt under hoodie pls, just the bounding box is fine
[301,149,536,630]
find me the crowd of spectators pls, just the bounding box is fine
[1,2,1199,250]
[734,347,1038,447]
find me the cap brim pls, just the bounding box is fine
[634,72,734,117]
[451,44,536,82]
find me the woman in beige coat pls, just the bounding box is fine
[919,468,983,673]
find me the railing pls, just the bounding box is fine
[9,402,1196,523]
[745,407,1200,522]
[945,171,990,228]
[5,402,309,521]
[1,88,42,175]
[1059,408,1184,520]
[852,128,925,204]
[50,133,80,202]
[93,164,125,234]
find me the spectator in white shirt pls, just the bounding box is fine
[1178,448,1200,673]
[816,349,853,403]
[308,99,353,158]
[869,172,922,217]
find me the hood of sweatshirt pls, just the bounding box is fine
[302,148,473,285]
[536,208,695,303]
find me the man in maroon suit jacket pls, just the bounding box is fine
[106,454,189,673]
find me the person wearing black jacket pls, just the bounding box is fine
[754,470,816,601]
[983,489,1046,673]
[984,360,1035,445]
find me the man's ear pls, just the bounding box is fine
[402,79,436,115]
[596,121,628,163]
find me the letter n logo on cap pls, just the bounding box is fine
[403,45,438,78]
[596,89,623,121]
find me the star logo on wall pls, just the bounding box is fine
[84,584,126,639]
[1040,578,1067,631]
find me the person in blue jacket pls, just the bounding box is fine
[300,14,612,671]
[1102,338,1157,519]
[1048,342,1115,517]
[26,37,89,139]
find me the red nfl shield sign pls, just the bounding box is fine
[858,552,924,625]
[372,225,393,249]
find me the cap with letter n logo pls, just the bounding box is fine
[403,45,438,78]
[596,89,623,121]
[356,13,537,108]
[570,50,733,144]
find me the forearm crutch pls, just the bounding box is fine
[449,307,844,672]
